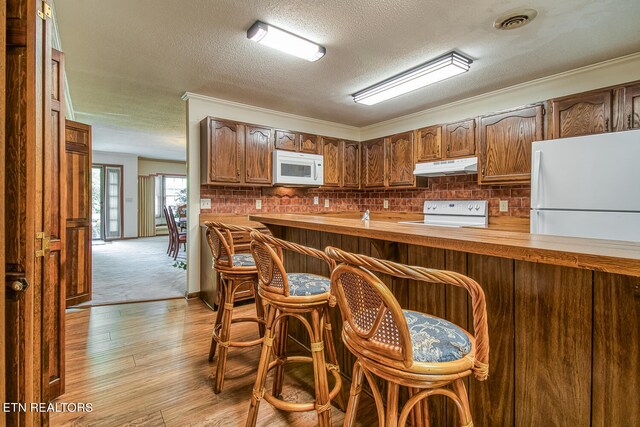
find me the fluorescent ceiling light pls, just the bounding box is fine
[353,52,473,105]
[247,21,326,62]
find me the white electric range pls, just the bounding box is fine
[399,200,488,228]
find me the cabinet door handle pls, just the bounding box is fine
[628,114,633,129]
[237,169,240,177]
[605,118,609,132]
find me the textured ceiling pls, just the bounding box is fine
[55,0,640,160]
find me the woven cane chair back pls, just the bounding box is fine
[326,246,489,380]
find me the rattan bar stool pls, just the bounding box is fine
[245,231,344,427]
[204,222,266,394]
[325,246,489,427]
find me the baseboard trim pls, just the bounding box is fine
[186,291,201,299]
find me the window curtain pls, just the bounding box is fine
[138,176,156,237]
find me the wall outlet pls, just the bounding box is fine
[255,199,262,210]
[313,196,319,205]
[200,198,211,209]
[499,200,509,212]
[324,199,330,208]
[383,199,389,209]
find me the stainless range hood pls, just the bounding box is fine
[413,157,478,177]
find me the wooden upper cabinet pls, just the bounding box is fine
[624,83,640,130]
[299,133,320,154]
[551,90,612,138]
[274,130,298,151]
[361,138,387,188]
[444,119,476,158]
[387,132,415,186]
[322,137,342,187]
[200,117,273,186]
[415,125,442,162]
[244,126,272,185]
[478,105,544,184]
[201,118,242,184]
[343,140,360,188]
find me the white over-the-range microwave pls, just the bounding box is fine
[273,150,324,186]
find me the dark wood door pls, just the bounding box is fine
[478,105,544,184]
[415,125,442,162]
[244,125,272,185]
[299,133,319,154]
[0,0,6,417]
[5,0,54,423]
[65,121,92,307]
[210,120,242,183]
[43,48,66,399]
[342,140,360,188]
[274,129,298,151]
[444,119,476,158]
[624,83,640,129]
[361,138,386,188]
[551,90,612,138]
[322,137,341,187]
[387,132,415,186]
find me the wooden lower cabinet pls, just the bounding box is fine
[592,272,640,425]
[267,226,638,427]
[477,105,544,184]
[514,261,592,426]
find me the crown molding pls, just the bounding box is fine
[182,92,361,135]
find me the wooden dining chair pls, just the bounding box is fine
[325,246,489,427]
[167,206,186,260]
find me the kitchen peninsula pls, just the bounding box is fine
[249,212,640,427]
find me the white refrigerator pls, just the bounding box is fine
[530,129,640,242]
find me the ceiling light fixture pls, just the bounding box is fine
[247,20,326,62]
[352,52,473,105]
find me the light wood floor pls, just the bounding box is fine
[52,298,377,426]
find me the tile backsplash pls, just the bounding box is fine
[200,174,530,218]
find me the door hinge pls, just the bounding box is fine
[37,1,52,20]
[35,232,50,258]
[542,106,546,115]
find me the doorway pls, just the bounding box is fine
[92,164,123,240]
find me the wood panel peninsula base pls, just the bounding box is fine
[249,213,640,427]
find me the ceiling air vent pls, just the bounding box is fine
[494,9,538,30]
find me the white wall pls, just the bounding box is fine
[183,52,640,296]
[93,151,139,238]
[138,158,186,176]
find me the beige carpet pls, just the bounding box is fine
[80,236,186,306]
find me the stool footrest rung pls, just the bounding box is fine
[262,353,343,412]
